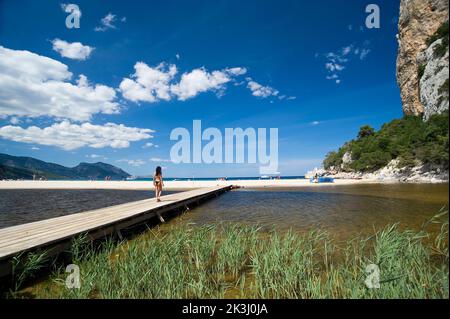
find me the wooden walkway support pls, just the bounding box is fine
[0,185,232,277]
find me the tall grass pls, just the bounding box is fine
[10,219,449,299]
[10,250,48,294]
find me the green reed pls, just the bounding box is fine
[10,217,449,299]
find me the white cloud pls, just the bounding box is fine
[246,78,279,98]
[326,74,338,80]
[118,159,146,167]
[120,62,177,103]
[171,68,232,101]
[120,62,247,103]
[175,53,180,60]
[359,48,371,60]
[142,142,154,148]
[149,157,173,163]
[30,146,40,150]
[0,121,154,150]
[0,46,120,121]
[86,154,101,158]
[311,121,320,125]
[95,13,125,32]
[322,43,371,84]
[325,62,345,72]
[342,46,352,55]
[225,67,247,76]
[51,38,94,60]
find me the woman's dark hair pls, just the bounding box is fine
[155,166,162,176]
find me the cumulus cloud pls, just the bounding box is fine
[0,121,154,150]
[171,68,232,101]
[120,62,177,103]
[246,78,279,98]
[119,62,247,103]
[95,13,126,32]
[51,39,94,60]
[0,46,120,121]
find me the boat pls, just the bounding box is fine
[310,176,334,183]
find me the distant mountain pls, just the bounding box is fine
[72,162,131,180]
[0,153,131,180]
[0,164,35,180]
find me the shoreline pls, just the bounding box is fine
[0,178,446,190]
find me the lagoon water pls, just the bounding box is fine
[181,184,449,240]
[0,184,448,239]
[0,189,178,228]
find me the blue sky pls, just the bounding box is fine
[0,0,402,177]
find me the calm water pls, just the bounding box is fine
[0,189,178,228]
[178,184,449,240]
[0,184,448,240]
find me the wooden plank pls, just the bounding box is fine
[0,186,230,261]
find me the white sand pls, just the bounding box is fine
[0,178,380,190]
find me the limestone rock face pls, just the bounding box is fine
[418,39,449,120]
[396,0,448,117]
[340,151,352,170]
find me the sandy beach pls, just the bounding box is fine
[0,178,381,190]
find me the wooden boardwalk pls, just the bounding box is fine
[0,185,232,277]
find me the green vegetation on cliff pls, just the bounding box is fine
[427,21,449,59]
[323,112,449,172]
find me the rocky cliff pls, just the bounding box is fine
[318,1,449,183]
[396,0,449,119]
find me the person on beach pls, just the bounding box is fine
[153,166,164,202]
[153,166,165,223]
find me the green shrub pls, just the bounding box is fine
[357,125,375,139]
[426,21,449,58]
[418,64,426,79]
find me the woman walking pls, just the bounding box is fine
[153,166,164,202]
[153,166,165,222]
